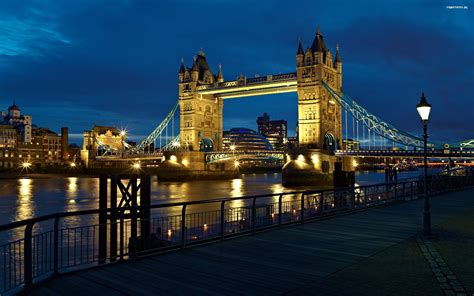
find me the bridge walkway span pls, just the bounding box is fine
[28,188,474,295]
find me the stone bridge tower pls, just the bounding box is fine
[296,28,343,151]
[178,50,223,151]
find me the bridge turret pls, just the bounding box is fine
[325,49,333,67]
[311,26,326,64]
[178,59,186,82]
[296,38,304,66]
[217,64,224,83]
[191,56,199,82]
[334,45,342,88]
[304,47,313,65]
[334,45,342,67]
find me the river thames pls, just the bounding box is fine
[0,170,424,226]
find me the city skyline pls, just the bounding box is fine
[0,0,472,145]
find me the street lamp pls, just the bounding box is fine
[416,92,432,236]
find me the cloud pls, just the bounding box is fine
[0,5,70,58]
[0,0,472,145]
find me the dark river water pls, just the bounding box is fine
[0,170,424,226]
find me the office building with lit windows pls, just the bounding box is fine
[256,113,287,150]
[222,128,273,151]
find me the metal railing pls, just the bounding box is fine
[1,167,473,294]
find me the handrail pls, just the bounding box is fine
[0,179,419,232]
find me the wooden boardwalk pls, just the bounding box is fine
[28,189,474,295]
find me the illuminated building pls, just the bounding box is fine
[0,104,66,169]
[81,125,125,166]
[178,50,223,151]
[342,139,360,150]
[256,113,287,150]
[296,28,343,150]
[1,103,32,143]
[222,128,273,151]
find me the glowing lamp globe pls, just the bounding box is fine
[416,92,431,122]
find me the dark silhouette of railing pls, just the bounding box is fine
[1,167,473,294]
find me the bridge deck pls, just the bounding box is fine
[28,189,474,295]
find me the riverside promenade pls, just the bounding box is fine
[26,188,474,295]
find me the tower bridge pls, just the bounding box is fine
[84,27,473,184]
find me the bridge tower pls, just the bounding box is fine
[296,28,343,150]
[283,28,351,186]
[178,50,223,151]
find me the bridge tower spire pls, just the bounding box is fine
[217,64,224,83]
[179,50,223,151]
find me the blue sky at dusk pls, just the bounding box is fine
[0,0,472,145]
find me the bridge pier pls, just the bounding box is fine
[282,149,355,187]
[155,151,239,181]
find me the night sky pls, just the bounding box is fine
[0,0,472,145]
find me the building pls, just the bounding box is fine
[1,103,32,143]
[342,139,360,151]
[0,103,66,169]
[0,124,18,148]
[81,125,125,166]
[256,113,287,150]
[222,128,273,151]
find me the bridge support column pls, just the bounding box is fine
[282,149,355,187]
[98,174,151,261]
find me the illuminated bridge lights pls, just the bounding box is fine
[205,150,286,164]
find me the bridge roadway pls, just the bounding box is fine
[335,149,474,158]
[28,188,474,295]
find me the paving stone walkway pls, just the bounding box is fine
[417,237,467,295]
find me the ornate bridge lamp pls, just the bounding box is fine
[416,92,432,236]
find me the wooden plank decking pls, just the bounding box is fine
[28,189,474,295]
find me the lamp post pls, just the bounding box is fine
[416,92,432,236]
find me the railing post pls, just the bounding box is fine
[181,204,187,248]
[393,182,397,200]
[220,201,225,240]
[24,222,34,287]
[300,193,305,223]
[278,194,283,225]
[53,216,59,274]
[119,210,124,260]
[252,198,257,232]
[364,187,368,205]
[110,175,118,262]
[98,175,108,264]
[130,177,138,259]
[319,192,324,214]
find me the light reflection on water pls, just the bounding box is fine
[0,170,426,228]
[16,178,34,222]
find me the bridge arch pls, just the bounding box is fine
[199,137,214,152]
[324,132,337,152]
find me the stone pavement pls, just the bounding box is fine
[27,188,474,295]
